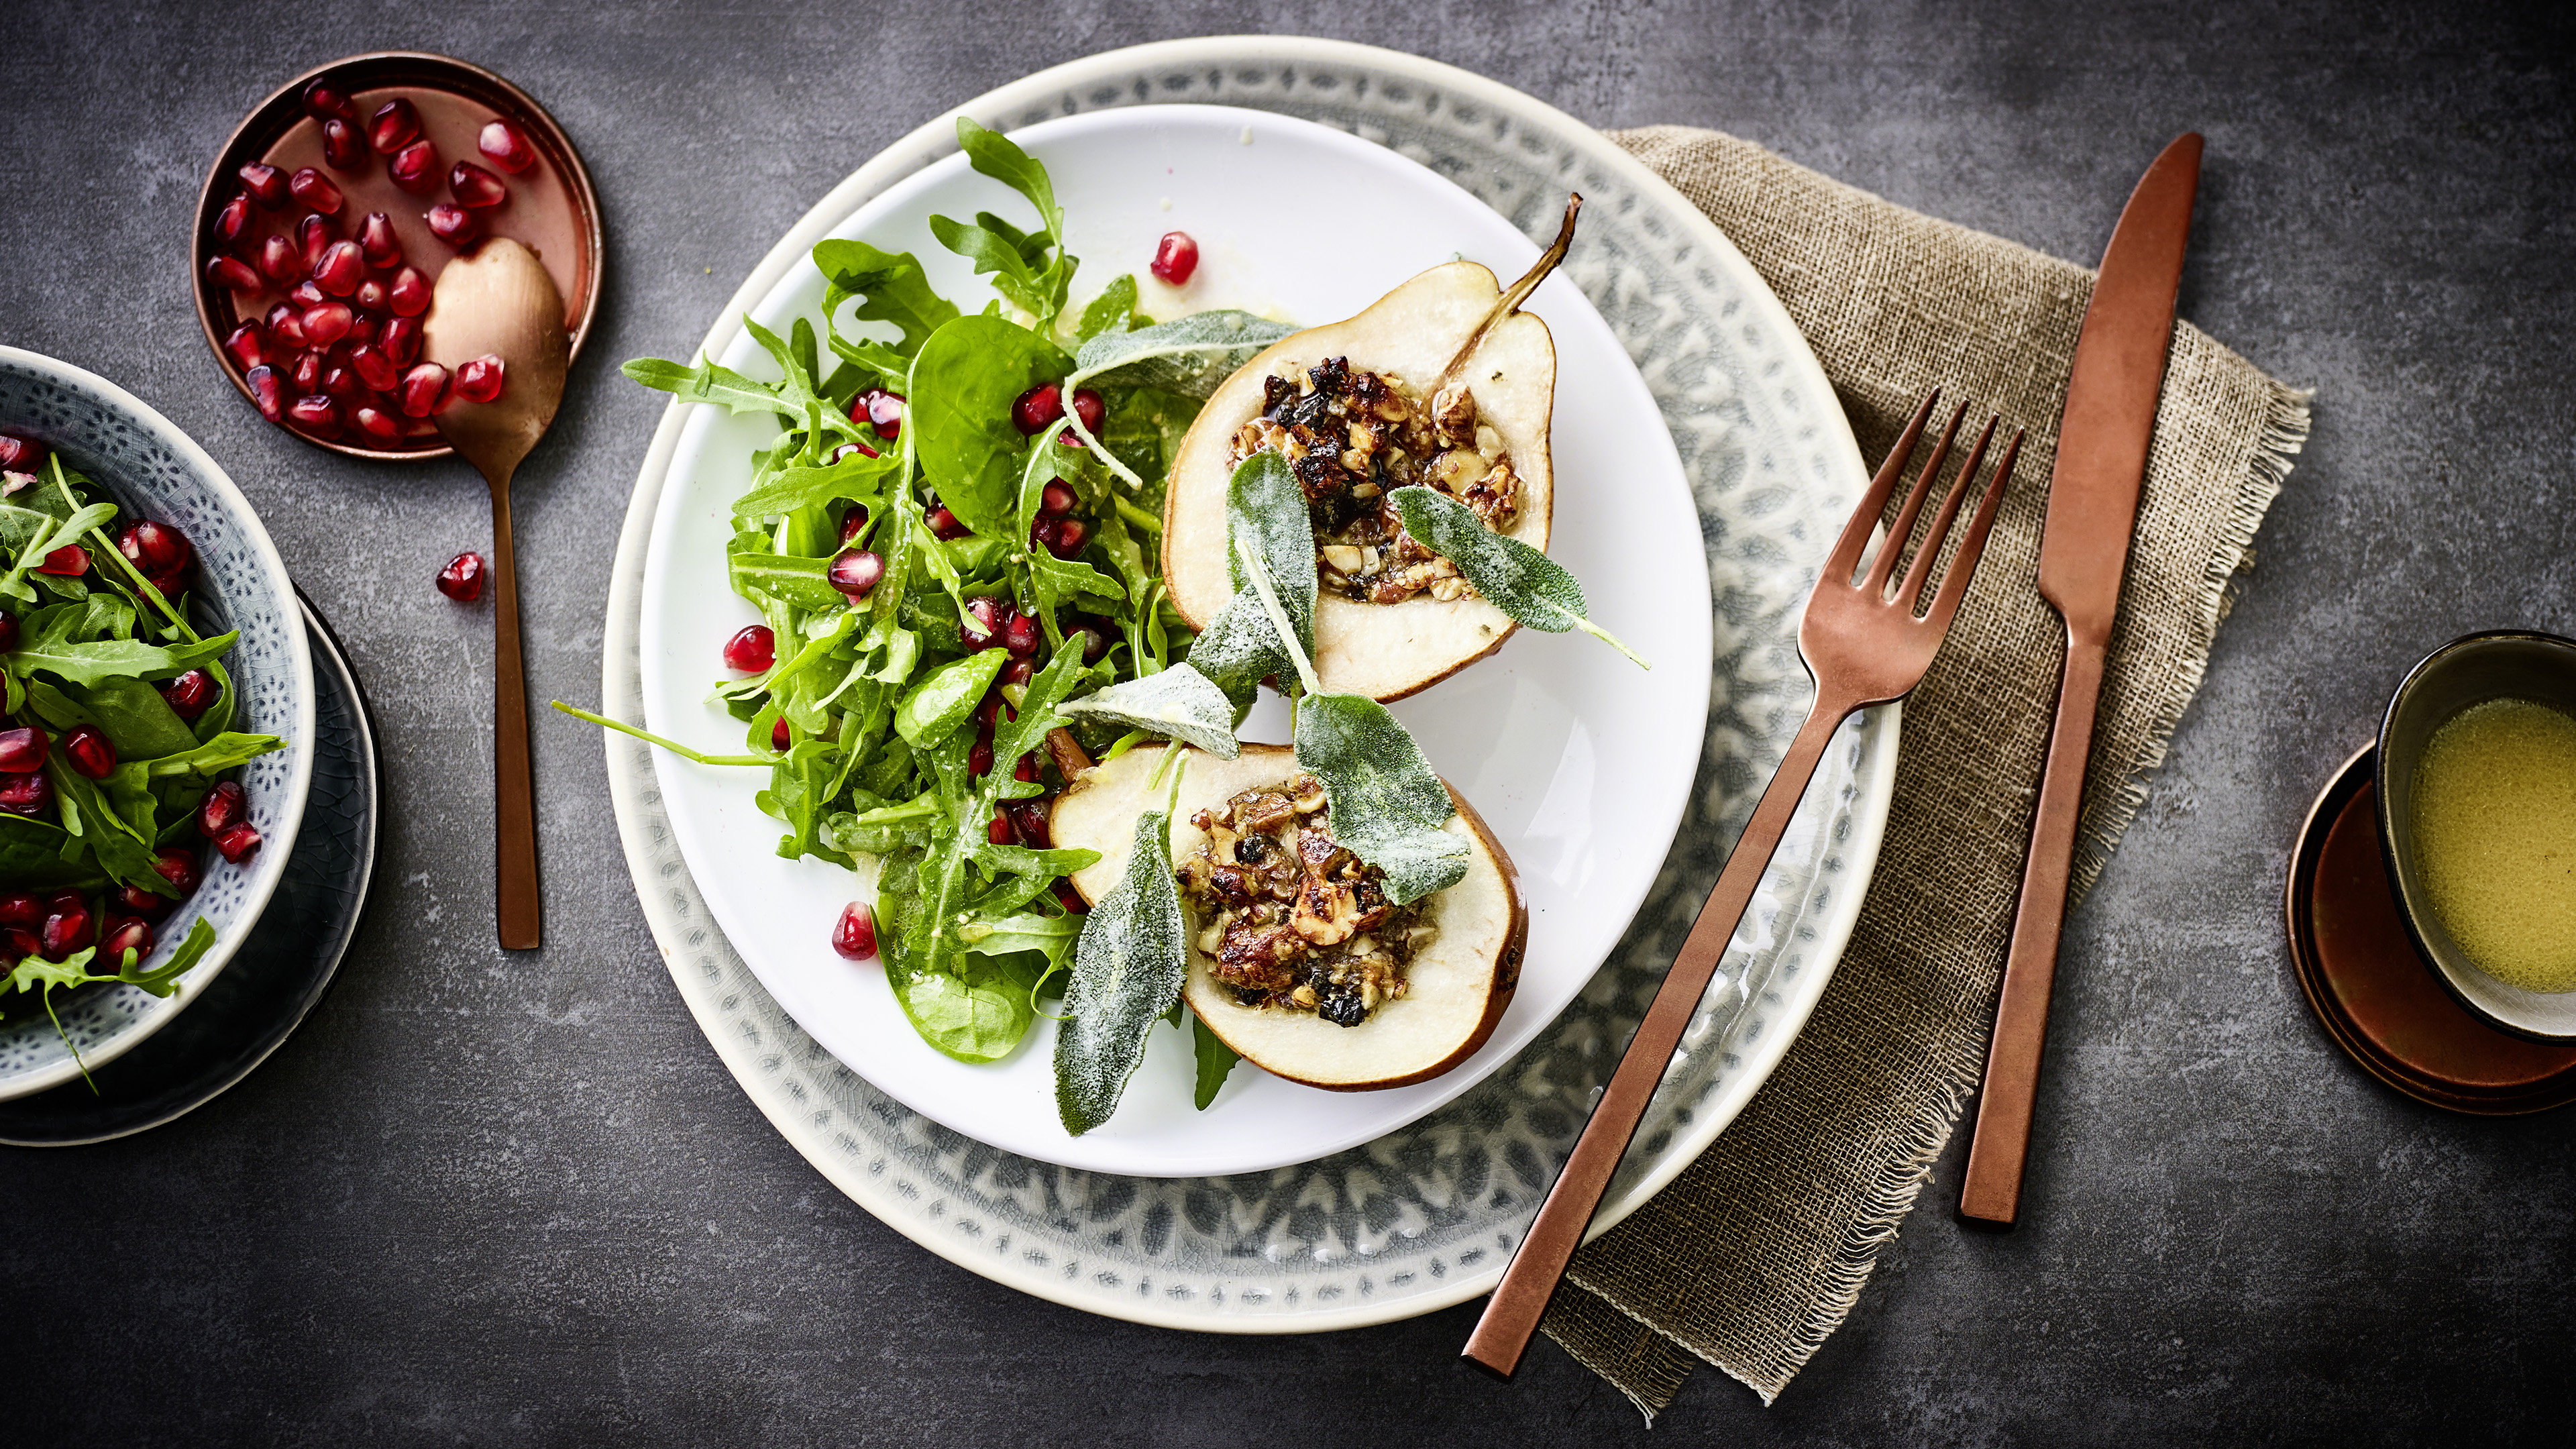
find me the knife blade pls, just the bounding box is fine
[1959,133,2202,1229]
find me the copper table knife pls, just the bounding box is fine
[1958,133,2203,1228]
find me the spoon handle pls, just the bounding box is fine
[490,474,542,949]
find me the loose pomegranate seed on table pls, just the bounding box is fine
[206,254,260,292]
[830,902,877,961]
[449,162,507,209]
[453,354,506,403]
[214,822,262,865]
[352,406,402,443]
[380,315,422,366]
[321,117,365,170]
[827,548,883,598]
[223,321,266,371]
[256,233,300,283]
[287,167,342,214]
[215,191,254,248]
[0,727,48,772]
[358,211,402,267]
[1012,382,1063,435]
[398,363,450,417]
[36,544,87,577]
[1150,230,1199,285]
[0,772,50,816]
[64,726,115,780]
[437,550,486,602]
[425,203,480,246]
[301,79,355,121]
[100,918,152,965]
[286,394,339,435]
[160,669,216,720]
[369,97,421,154]
[200,780,246,837]
[298,212,333,269]
[244,366,284,420]
[479,118,537,173]
[388,266,431,317]
[312,239,364,297]
[238,162,286,207]
[722,624,776,673]
[390,139,439,193]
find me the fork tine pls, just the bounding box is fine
[1920,427,2023,635]
[1823,389,1939,588]
[1866,400,1966,597]
[1896,413,1998,612]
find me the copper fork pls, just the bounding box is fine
[1463,391,2023,1379]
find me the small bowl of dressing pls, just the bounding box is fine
[2377,630,2576,1040]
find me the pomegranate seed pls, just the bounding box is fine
[319,366,360,402]
[365,318,416,371]
[398,363,450,417]
[839,504,871,545]
[1073,621,1110,664]
[831,902,877,961]
[0,771,50,816]
[437,551,486,602]
[1053,880,1089,915]
[0,437,43,473]
[1002,612,1040,657]
[369,97,421,154]
[346,343,398,392]
[387,265,431,317]
[117,519,192,576]
[215,822,262,865]
[924,505,967,539]
[101,918,152,965]
[301,78,356,121]
[321,117,366,170]
[0,612,14,651]
[146,570,186,602]
[449,161,507,209]
[425,203,480,246]
[832,441,878,464]
[1047,519,1089,559]
[771,717,792,751]
[215,191,255,248]
[1001,657,1034,688]
[851,388,905,439]
[354,277,388,313]
[42,902,93,959]
[288,278,327,309]
[389,139,439,193]
[299,212,334,269]
[356,210,403,268]
[1150,230,1199,286]
[969,736,993,775]
[479,118,538,173]
[987,810,1018,846]
[1012,382,1063,435]
[453,354,506,404]
[223,321,266,372]
[352,406,402,443]
[0,926,36,960]
[206,254,260,292]
[286,394,339,435]
[303,301,353,345]
[160,669,217,720]
[313,239,364,297]
[0,893,40,928]
[1005,800,1051,847]
[117,885,168,919]
[289,351,324,394]
[36,545,87,577]
[827,548,883,599]
[264,302,307,347]
[245,365,284,421]
[200,780,247,837]
[155,847,202,896]
[255,232,299,282]
[975,695,1014,730]
[0,727,48,771]
[1038,479,1077,517]
[63,726,114,780]
[961,596,1002,650]
[238,162,286,207]
[1070,388,1105,435]
[1012,753,1038,784]
[723,625,776,672]
[288,168,343,215]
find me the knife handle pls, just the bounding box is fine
[1960,631,2106,1228]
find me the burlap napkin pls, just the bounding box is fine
[1539,127,2310,1415]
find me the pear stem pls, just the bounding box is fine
[1434,193,1582,394]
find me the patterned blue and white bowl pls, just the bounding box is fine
[0,347,315,1100]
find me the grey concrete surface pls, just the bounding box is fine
[5,2,2573,1443]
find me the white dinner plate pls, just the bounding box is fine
[639,104,1713,1176]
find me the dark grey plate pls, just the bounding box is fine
[0,596,380,1146]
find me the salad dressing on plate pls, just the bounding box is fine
[2411,697,2576,992]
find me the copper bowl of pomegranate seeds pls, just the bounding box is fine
[191,52,602,462]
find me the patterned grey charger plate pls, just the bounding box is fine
[602,38,1898,1332]
[0,597,378,1146]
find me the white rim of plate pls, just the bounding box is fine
[0,345,317,1099]
[601,36,1896,1332]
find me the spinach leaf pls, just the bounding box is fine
[812,238,960,355]
[891,947,1049,1064]
[909,314,1072,540]
[1058,663,1240,757]
[0,812,99,888]
[1389,486,1647,667]
[1191,1012,1238,1111]
[1067,311,1295,398]
[1054,756,1187,1135]
[1291,692,1469,905]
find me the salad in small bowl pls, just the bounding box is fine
[0,349,314,1100]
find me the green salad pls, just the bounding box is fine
[0,440,289,1075]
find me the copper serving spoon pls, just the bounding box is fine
[425,237,569,949]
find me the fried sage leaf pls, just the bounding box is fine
[1175,451,1318,713]
[1067,311,1297,398]
[1388,486,1648,667]
[1291,692,1468,905]
[1055,758,1188,1135]
[1059,663,1240,758]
